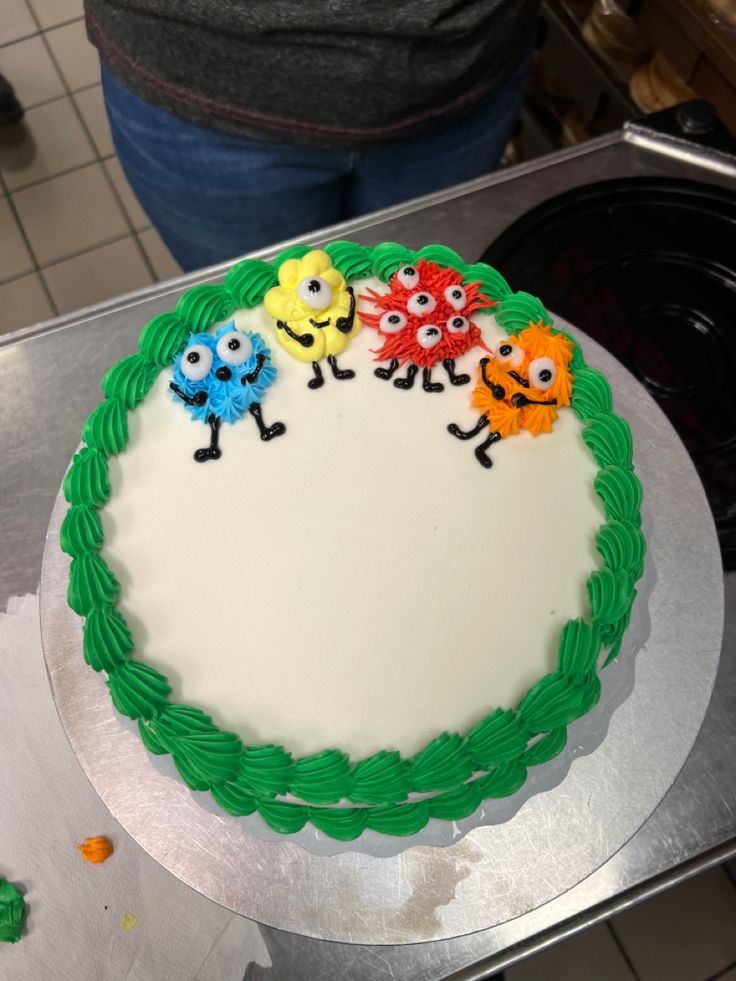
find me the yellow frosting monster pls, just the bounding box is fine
[264,250,361,389]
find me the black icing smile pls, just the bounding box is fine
[309,317,331,328]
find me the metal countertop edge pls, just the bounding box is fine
[445,840,736,981]
[0,132,635,353]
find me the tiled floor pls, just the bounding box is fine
[0,0,180,334]
[2,4,736,977]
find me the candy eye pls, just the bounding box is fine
[416,324,442,349]
[215,331,253,366]
[180,344,212,381]
[446,315,469,334]
[529,357,556,390]
[495,342,524,369]
[296,275,333,311]
[444,285,467,311]
[379,310,407,334]
[407,292,437,315]
[396,265,420,288]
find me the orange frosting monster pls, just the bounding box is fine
[449,322,574,468]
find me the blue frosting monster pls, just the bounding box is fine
[170,322,285,462]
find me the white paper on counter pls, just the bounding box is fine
[0,594,271,981]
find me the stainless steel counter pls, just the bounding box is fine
[2,128,735,979]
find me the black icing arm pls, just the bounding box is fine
[480,358,505,400]
[336,287,356,334]
[170,382,207,407]
[243,352,265,385]
[277,320,314,348]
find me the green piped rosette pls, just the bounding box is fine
[61,242,645,841]
[0,879,25,943]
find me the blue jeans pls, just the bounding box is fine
[102,60,530,272]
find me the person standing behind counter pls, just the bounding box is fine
[85,1,540,271]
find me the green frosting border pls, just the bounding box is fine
[61,241,645,840]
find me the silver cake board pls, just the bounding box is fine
[39,323,724,945]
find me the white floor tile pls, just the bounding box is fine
[13,162,128,265]
[611,867,736,981]
[103,157,150,231]
[0,35,65,109]
[0,97,95,191]
[0,197,34,282]
[73,85,113,157]
[138,227,181,281]
[28,0,84,30]
[0,272,54,334]
[0,0,37,47]
[507,924,635,981]
[42,236,153,314]
[45,18,99,91]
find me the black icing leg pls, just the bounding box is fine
[327,354,355,381]
[393,363,418,390]
[249,402,286,441]
[443,358,470,386]
[375,358,399,381]
[194,414,222,462]
[422,367,444,393]
[474,431,501,469]
[308,361,324,390]
[447,414,489,441]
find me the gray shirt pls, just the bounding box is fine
[86,0,539,147]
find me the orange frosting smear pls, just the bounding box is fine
[77,836,114,864]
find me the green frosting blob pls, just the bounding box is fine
[258,800,309,835]
[83,606,133,671]
[494,291,552,334]
[107,661,171,720]
[428,781,483,821]
[594,466,643,526]
[349,750,410,804]
[0,879,25,944]
[292,749,352,805]
[464,262,511,302]
[477,761,528,798]
[149,705,243,788]
[239,744,294,797]
[67,551,119,615]
[138,313,191,366]
[518,672,601,734]
[175,285,235,333]
[583,414,634,469]
[596,520,646,583]
[63,448,109,508]
[60,505,103,557]
[371,242,417,281]
[571,366,613,419]
[325,240,374,281]
[65,241,647,838]
[101,353,160,408]
[416,244,465,268]
[409,731,471,791]
[466,708,529,767]
[522,726,567,767]
[210,780,258,817]
[557,618,601,676]
[587,567,632,625]
[308,806,368,841]
[82,397,128,456]
[366,801,430,836]
[224,259,277,309]
[273,244,313,266]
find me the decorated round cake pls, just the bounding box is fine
[60,242,645,841]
